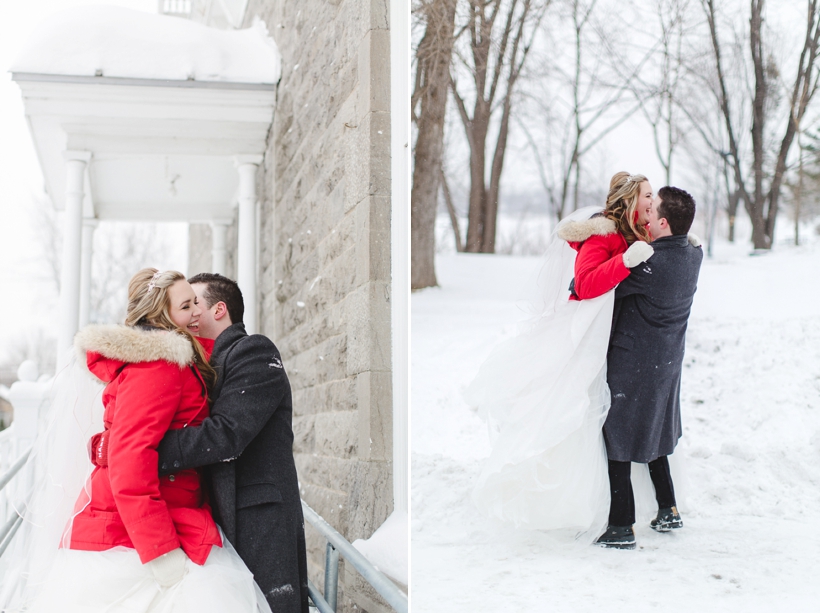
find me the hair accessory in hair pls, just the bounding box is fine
[146,271,163,294]
[624,174,640,185]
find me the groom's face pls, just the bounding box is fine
[191,283,220,340]
[648,197,669,238]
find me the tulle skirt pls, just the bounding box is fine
[24,536,271,613]
[466,292,615,543]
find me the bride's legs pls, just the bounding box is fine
[607,460,635,526]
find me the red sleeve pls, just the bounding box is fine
[108,361,182,563]
[573,234,630,299]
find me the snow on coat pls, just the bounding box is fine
[604,234,704,463]
[558,214,631,300]
[70,324,222,565]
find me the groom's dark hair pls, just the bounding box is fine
[657,186,696,235]
[187,273,244,324]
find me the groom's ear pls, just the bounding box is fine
[213,301,230,322]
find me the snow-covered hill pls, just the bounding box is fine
[411,240,820,612]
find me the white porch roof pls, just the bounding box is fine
[11,6,279,222]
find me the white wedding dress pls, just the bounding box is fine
[466,207,676,543]
[0,353,271,613]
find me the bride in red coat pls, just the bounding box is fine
[1,269,270,612]
[466,172,656,543]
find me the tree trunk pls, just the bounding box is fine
[453,0,547,253]
[440,168,463,252]
[411,0,458,289]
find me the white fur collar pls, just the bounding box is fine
[74,324,194,367]
[557,216,617,242]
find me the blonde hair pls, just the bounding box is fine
[124,268,216,391]
[604,171,651,245]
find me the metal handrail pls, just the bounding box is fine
[0,514,23,557]
[0,447,32,492]
[301,501,407,613]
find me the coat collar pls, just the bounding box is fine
[650,234,690,249]
[212,322,248,362]
[75,324,195,367]
[557,214,618,242]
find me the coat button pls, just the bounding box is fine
[173,461,181,468]
[169,475,175,482]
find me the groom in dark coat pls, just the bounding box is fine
[157,274,309,611]
[597,186,703,549]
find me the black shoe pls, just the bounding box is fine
[596,525,636,550]
[650,506,683,532]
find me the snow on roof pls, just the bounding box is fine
[11,6,281,85]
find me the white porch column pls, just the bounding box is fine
[57,151,91,361]
[210,219,231,276]
[79,218,98,328]
[234,155,262,334]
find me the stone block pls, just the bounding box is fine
[346,281,392,375]
[346,459,392,541]
[295,454,356,512]
[355,195,392,284]
[356,371,392,462]
[358,28,391,116]
[292,377,357,416]
[292,414,315,454]
[285,334,347,391]
[315,410,357,459]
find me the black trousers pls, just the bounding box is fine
[607,456,677,526]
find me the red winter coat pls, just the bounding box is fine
[558,214,630,300]
[70,325,221,565]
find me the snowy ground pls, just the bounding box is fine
[411,239,820,611]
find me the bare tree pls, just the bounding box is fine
[701,0,820,249]
[518,0,644,222]
[412,0,459,289]
[451,0,550,252]
[632,0,691,186]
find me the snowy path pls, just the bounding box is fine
[411,244,820,612]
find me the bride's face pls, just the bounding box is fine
[167,279,202,334]
[636,181,653,226]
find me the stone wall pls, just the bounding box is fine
[189,2,394,611]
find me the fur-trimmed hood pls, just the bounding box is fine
[75,324,194,378]
[557,215,618,243]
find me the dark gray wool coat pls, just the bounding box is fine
[157,323,308,613]
[604,234,703,463]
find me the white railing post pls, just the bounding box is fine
[2,361,49,516]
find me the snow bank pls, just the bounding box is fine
[352,510,408,586]
[11,6,281,85]
[412,239,820,611]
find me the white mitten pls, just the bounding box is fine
[148,548,188,587]
[622,241,654,268]
[688,233,702,247]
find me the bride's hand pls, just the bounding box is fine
[148,547,188,587]
[622,241,654,268]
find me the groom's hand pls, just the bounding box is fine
[622,241,654,268]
